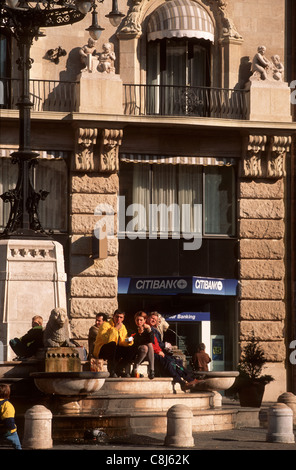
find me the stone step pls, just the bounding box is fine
[51,406,255,441]
[80,379,215,414]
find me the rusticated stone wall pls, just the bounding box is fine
[238,177,287,399]
[69,172,119,346]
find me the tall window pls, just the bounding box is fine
[0,156,68,232]
[147,38,210,115]
[120,163,236,237]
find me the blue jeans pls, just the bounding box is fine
[5,432,22,450]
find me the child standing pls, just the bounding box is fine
[0,383,22,450]
[192,343,211,371]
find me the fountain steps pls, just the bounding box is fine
[0,361,261,441]
[52,408,244,440]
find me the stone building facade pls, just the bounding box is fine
[0,0,295,400]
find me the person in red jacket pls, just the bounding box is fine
[147,313,203,390]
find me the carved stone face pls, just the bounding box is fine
[258,46,266,54]
[50,308,67,326]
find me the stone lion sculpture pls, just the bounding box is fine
[43,308,75,348]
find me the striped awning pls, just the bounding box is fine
[120,154,236,166]
[147,0,215,42]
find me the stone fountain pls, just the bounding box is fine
[30,347,109,414]
[0,347,251,441]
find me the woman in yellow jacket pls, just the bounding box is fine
[93,310,134,377]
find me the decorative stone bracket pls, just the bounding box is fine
[98,129,123,173]
[240,135,291,179]
[73,127,123,173]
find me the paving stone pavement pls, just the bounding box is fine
[51,427,296,451]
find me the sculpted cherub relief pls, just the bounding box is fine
[97,43,116,74]
[79,40,116,74]
[250,46,284,82]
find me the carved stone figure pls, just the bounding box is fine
[250,47,285,82]
[79,38,97,72]
[251,46,270,80]
[97,43,116,74]
[271,55,284,81]
[120,0,142,35]
[43,308,74,348]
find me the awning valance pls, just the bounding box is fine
[120,154,236,166]
[147,0,215,43]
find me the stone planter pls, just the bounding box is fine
[238,381,266,408]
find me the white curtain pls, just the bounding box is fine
[33,159,68,231]
[178,165,202,236]
[0,156,67,231]
[131,163,203,237]
[130,164,150,233]
[204,166,235,235]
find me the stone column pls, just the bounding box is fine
[23,405,53,449]
[0,239,67,360]
[164,405,194,447]
[238,134,291,401]
[220,37,244,89]
[69,127,122,348]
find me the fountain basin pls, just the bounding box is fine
[193,371,239,391]
[31,371,109,396]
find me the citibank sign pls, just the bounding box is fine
[135,278,188,291]
[194,279,223,292]
[118,277,238,296]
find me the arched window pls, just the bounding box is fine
[146,0,214,115]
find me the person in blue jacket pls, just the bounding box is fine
[0,383,22,449]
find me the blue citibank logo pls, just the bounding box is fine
[118,276,238,296]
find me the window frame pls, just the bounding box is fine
[119,162,237,240]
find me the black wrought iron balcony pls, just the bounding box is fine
[0,77,79,112]
[0,77,249,119]
[123,84,249,120]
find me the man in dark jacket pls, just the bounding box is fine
[9,315,44,360]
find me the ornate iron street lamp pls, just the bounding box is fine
[0,0,124,238]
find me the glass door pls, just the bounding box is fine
[147,38,210,116]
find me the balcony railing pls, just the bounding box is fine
[0,77,249,120]
[0,77,79,112]
[124,84,249,120]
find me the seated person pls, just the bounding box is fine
[88,312,107,359]
[150,311,169,341]
[121,311,155,379]
[9,316,44,360]
[147,312,202,390]
[93,309,133,377]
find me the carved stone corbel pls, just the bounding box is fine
[98,129,123,173]
[241,135,267,178]
[73,127,98,172]
[266,136,291,178]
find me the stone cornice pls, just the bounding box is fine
[1,110,295,133]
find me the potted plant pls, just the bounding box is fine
[227,334,274,407]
